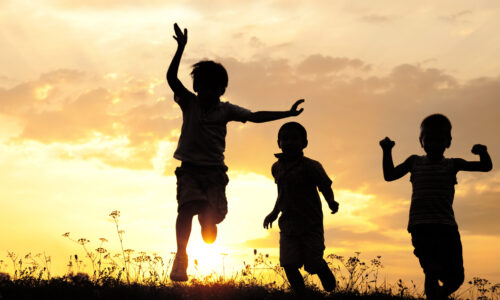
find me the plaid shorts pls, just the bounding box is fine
[175,162,229,224]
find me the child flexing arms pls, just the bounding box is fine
[167,23,304,281]
[380,114,492,299]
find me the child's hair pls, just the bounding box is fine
[191,61,228,95]
[419,113,452,142]
[278,122,308,144]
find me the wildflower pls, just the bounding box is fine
[96,248,107,254]
[99,238,108,243]
[62,232,70,237]
[109,210,120,219]
[77,238,90,245]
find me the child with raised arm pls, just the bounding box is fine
[167,23,305,281]
[263,122,338,299]
[379,114,492,300]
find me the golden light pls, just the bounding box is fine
[34,84,53,100]
[186,236,231,277]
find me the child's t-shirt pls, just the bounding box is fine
[272,155,332,235]
[408,155,458,231]
[173,91,252,166]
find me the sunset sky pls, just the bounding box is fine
[1,0,499,286]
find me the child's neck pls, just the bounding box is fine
[426,153,445,161]
[276,151,304,161]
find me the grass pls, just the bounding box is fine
[0,211,498,300]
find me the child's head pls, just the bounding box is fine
[278,122,308,154]
[419,114,452,158]
[191,60,228,97]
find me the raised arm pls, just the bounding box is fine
[379,137,414,181]
[454,144,493,172]
[166,23,190,97]
[248,99,304,123]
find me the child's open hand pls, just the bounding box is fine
[263,212,278,229]
[289,99,305,116]
[471,144,487,155]
[379,137,395,150]
[173,23,187,47]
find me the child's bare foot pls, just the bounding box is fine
[170,253,188,281]
[201,223,217,244]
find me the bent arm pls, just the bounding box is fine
[455,147,493,172]
[382,151,414,181]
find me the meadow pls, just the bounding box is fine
[0,211,498,300]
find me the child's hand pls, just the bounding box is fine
[289,99,305,116]
[471,144,488,155]
[329,201,339,214]
[263,212,278,229]
[379,137,395,151]
[173,23,188,47]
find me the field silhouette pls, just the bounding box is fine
[0,211,498,300]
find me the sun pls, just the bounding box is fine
[185,229,231,277]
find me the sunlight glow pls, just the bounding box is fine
[35,84,53,100]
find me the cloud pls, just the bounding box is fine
[2,59,500,239]
[46,0,169,10]
[0,69,179,170]
[297,54,371,75]
[440,10,473,24]
[360,14,396,24]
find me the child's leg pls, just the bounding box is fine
[175,202,203,255]
[316,259,336,292]
[424,273,443,300]
[284,265,306,298]
[440,228,464,297]
[171,201,204,281]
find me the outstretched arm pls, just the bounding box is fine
[454,144,493,172]
[166,23,190,97]
[380,137,413,181]
[248,99,304,123]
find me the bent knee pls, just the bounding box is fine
[304,259,327,274]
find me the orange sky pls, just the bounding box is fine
[1,0,499,286]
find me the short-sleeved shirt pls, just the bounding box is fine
[272,155,333,236]
[408,155,458,231]
[173,91,252,166]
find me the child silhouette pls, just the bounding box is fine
[264,122,338,298]
[380,114,492,299]
[167,23,304,282]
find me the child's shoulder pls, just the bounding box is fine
[303,156,324,168]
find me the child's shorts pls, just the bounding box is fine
[279,228,326,274]
[175,162,229,225]
[410,224,464,282]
